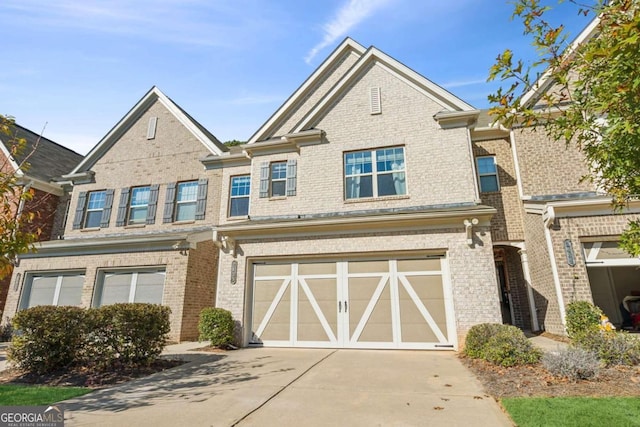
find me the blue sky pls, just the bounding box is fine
[1,0,592,155]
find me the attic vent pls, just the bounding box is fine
[370,87,381,115]
[147,116,158,140]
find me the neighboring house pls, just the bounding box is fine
[0,124,83,312]
[3,87,228,341]
[5,22,633,347]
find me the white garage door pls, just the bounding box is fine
[250,257,455,350]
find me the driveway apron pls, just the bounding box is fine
[63,347,512,427]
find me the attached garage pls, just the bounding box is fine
[249,256,456,350]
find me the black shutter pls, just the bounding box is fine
[99,189,115,228]
[146,184,160,224]
[259,162,269,198]
[115,188,130,227]
[195,178,208,220]
[163,183,177,223]
[72,191,87,230]
[286,159,297,196]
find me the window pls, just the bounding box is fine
[85,191,106,228]
[259,160,297,198]
[163,179,208,223]
[128,186,150,224]
[20,272,84,309]
[344,147,406,199]
[476,156,500,193]
[270,162,287,197]
[229,175,250,217]
[94,269,165,307]
[176,181,198,221]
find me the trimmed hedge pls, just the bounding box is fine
[464,323,541,367]
[565,301,603,342]
[199,308,235,348]
[8,304,171,374]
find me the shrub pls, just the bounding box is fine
[463,323,504,359]
[0,319,13,342]
[199,308,235,348]
[565,301,602,342]
[9,306,89,374]
[542,347,600,381]
[576,330,640,367]
[483,325,542,367]
[87,304,171,368]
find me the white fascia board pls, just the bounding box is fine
[0,136,21,174]
[16,176,65,196]
[520,17,600,107]
[247,38,367,144]
[294,48,475,134]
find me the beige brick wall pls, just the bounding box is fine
[4,245,216,342]
[233,62,478,221]
[216,225,501,348]
[473,137,525,242]
[65,99,222,238]
[513,128,594,197]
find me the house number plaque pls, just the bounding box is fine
[564,239,576,267]
[231,260,238,285]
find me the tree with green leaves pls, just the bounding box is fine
[488,0,640,254]
[0,115,42,279]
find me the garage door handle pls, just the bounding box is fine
[338,301,342,313]
[344,301,348,312]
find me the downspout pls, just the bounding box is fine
[466,128,482,204]
[543,205,567,330]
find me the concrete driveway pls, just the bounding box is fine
[63,346,513,427]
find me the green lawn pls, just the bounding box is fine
[502,397,640,427]
[0,385,92,405]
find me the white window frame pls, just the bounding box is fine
[175,181,198,221]
[85,190,106,228]
[128,186,150,225]
[20,271,85,310]
[344,146,407,199]
[93,268,166,307]
[476,156,500,193]
[270,162,287,197]
[229,175,251,217]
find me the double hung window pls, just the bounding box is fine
[476,156,500,193]
[344,147,406,199]
[175,181,199,221]
[85,191,106,228]
[229,175,250,217]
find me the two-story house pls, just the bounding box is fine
[3,88,228,341]
[0,123,83,312]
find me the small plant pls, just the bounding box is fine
[577,330,640,367]
[565,301,603,343]
[463,323,503,359]
[542,347,600,381]
[199,308,235,348]
[483,325,542,367]
[0,319,13,342]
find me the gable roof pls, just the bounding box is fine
[248,38,367,144]
[520,16,600,107]
[293,45,476,134]
[0,123,83,182]
[71,86,227,173]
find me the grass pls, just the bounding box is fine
[0,384,92,405]
[502,397,640,427]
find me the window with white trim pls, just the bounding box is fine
[93,269,165,306]
[344,147,406,199]
[229,175,250,217]
[270,162,287,197]
[20,272,84,309]
[476,156,500,193]
[85,191,106,228]
[128,186,150,225]
[175,181,199,221]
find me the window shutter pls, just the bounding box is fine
[259,162,269,198]
[147,117,157,139]
[163,183,177,223]
[145,184,160,224]
[370,87,381,114]
[115,188,130,227]
[99,189,115,228]
[72,191,87,230]
[195,178,208,220]
[286,159,297,196]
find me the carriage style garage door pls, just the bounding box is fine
[250,257,455,350]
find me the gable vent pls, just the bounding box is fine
[147,116,158,140]
[370,87,381,115]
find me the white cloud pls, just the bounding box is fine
[440,78,487,89]
[305,0,393,64]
